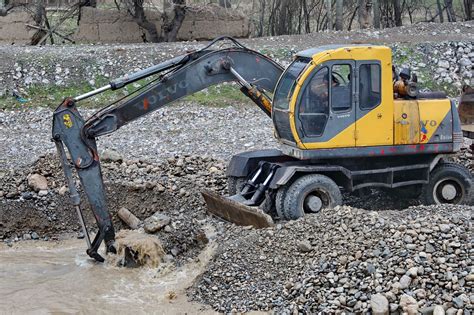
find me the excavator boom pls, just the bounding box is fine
[52,37,283,261]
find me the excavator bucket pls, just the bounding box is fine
[459,85,474,139]
[202,190,274,228]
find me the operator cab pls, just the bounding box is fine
[272,45,392,155]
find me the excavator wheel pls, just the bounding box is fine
[275,185,289,219]
[278,174,342,220]
[421,163,473,205]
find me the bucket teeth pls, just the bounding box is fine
[202,190,274,228]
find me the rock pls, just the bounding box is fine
[38,190,48,196]
[407,266,418,277]
[399,294,418,315]
[446,308,457,315]
[452,296,463,308]
[415,289,426,299]
[27,173,48,192]
[420,306,435,315]
[297,240,312,252]
[459,57,472,67]
[439,224,451,233]
[23,233,31,240]
[433,305,445,315]
[370,293,389,315]
[21,192,33,200]
[31,232,39,240]
[399,274,412,289]
[143,212,171,234]
[389,303,399,312]
[438,60,450,69]
[425,243,436,253]
[58,185,68,195]
[101,149,123,162]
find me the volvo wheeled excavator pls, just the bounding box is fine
[52,37,473,262]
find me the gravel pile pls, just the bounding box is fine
[190,205,473,314]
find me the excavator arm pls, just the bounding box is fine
[51,37,283,261]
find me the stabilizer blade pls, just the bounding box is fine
[202,190,274,228]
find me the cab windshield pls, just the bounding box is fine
[273,57,310,110]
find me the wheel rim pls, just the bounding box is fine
[433,177,464,204]
[303,190,330,213]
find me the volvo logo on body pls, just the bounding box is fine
[137,79,190,110]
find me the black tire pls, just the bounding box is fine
[259,191,276,215]
[281,174,342,220]
[227,176,246,196]
[421,162,472,205]
[275,185,289,219]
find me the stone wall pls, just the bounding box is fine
[74,5,249,43]
[0,10,36,45]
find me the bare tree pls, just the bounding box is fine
[436,0,444,22]
[161,0,186,41]
[125,0,160,42]
[257,0,265,36]
[393,0,402,26]
[219,0,231,8]
[335,0,344,30]
[464,0,472,20]
[444,0,456,21]
[30,0,48,44]
[358,0,370,28]
[326,0,332,30]
[122,0,185,42]
[372,0,380,28]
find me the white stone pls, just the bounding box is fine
[28,174,48,192]
[438,60,450,69]
[371,293,389,315]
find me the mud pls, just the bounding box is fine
[114,229,165,268]
[0,238,218,314]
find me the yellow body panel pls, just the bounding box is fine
[418,99,451,143]
[393,100,420,145]
[354,48,393,146]
[288,46,394,149]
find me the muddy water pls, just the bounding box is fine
[0,239,217,314]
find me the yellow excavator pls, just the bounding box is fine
[52,37,473,261]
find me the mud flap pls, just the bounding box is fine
[201,190,274,228]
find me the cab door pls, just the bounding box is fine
[295,61,356,148]
[355,61,393,146]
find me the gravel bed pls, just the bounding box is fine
[190,205,473,313]
[0,102,275,169]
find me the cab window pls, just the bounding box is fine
[298,67,329,137]
[359,64,381,110]
[331,64,352,112]
[273,58,310,110]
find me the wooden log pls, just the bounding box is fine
[117,207,141,229]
